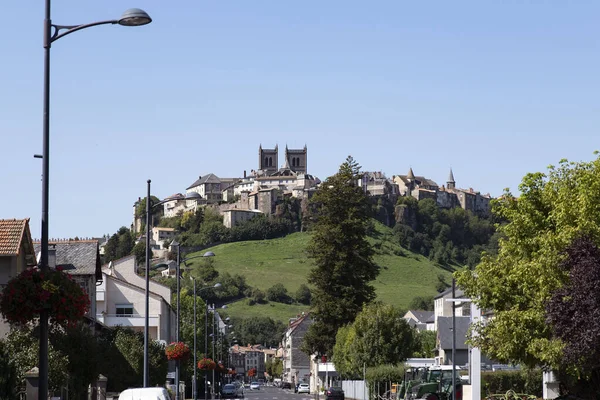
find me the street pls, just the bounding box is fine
[240,385,314,400]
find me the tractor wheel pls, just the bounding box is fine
[421,394,439,400]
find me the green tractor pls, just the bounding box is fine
[402,366,462,400]
[397,367,429,400]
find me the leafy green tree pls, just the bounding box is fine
[266,283,292,303]
[412,330,437,358]
[0,341,18,399]
[101,327,168,391]
[303,156,379,356]
[50,322,100,399]
[135,195,162,232]
[103,227,135,263]
[131,241,147,265]
[408,295,434,311]
[234,316,286,348]
[295,284,312,305]
[332,303,415,378]
[457,155,600,370]
[3,327,68,394]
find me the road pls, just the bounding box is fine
[240,385,314,400]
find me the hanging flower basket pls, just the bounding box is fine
[228,368,236,375]
[217,363,226,373]
[0,267,89,326]
[165,342,191,361]
[198,357,216,370]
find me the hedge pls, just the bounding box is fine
[481,370,542,398]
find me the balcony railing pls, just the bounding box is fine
[96,313,160,327]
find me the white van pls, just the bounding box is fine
[118,387,171,400]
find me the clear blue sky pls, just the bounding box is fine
[1,1,598,240]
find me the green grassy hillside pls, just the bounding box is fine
[184,221,456,322]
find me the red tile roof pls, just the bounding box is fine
[0,218,32,256]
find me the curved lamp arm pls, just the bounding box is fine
[49,20,118,44]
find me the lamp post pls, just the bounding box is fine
[179,250,218,400]
[38,4,150,398]
[189,279,222,400]
[144,184,201,387]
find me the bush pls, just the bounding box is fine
[295,284,312,305]
[481,370,542,398]
[266,283,292,303]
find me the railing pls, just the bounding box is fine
[96,313,160,327]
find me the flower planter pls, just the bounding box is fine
[0,267,89,326]
[165,342,191,361]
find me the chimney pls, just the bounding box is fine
[244,170,247,178]
[199,175,202,180]
[48,244,57,269]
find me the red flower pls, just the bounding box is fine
[0,267,89,327]
[165,342,191,361]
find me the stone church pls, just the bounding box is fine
[258,144,307,175]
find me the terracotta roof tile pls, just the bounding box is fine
[0,218,31,256]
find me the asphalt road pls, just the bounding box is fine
[241,385,314,400]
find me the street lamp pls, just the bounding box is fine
[189,279,222,400]
[144,183,201,387]
[38,4,150,398]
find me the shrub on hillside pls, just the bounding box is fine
[295,284,312,305]
[266,283,292,304]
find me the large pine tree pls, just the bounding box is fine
[302,156,380,356]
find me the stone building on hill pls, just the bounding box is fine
[394,168,491,216]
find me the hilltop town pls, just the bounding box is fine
[133,144,492,249]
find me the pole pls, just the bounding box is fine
[175,245,181,400]
[451,278,456,400]
[205,303,209,400]
[194,278,198,400]
[39,1,52,398]
[144,179,151,387]
[212,305,216,398]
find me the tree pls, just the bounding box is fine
[408,295,434,311]
[134,195,162,232]
[2,326,68,394]
[295,284,312,305]
[545,236,600,394]
[457,155,600,370]
[0,341,18,400]
[266,283,292,303]
[412,330,437,358]
[103,227,135,263]
[131,241,147,265]
[234,316,286,348]
[303,156,379,356]
[332,303,415,378]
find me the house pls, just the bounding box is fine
[222,209,263,228]
[229,344,270,381]
[436,316,470,366]
[282,313,312,386]
[34,239,103,320]
[0,218,37,337]
[152,227,176,249]
[434,287,467,331]
[403,310,435,332]
[96,255,175,342]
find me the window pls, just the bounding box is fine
[116,304,134,317]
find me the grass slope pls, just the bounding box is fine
[184,221,456,322]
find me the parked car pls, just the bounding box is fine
[118,387,170,400]
[282,382,292,390]
[297,383,310,394]
[325,387,345,400]
[222,384,239,398]
[250,381,261,390]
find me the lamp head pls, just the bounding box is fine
[204,251,216,257]
[213,283,222,289]
[118,8,152,26]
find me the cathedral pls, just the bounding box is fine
[258,144,307,175]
